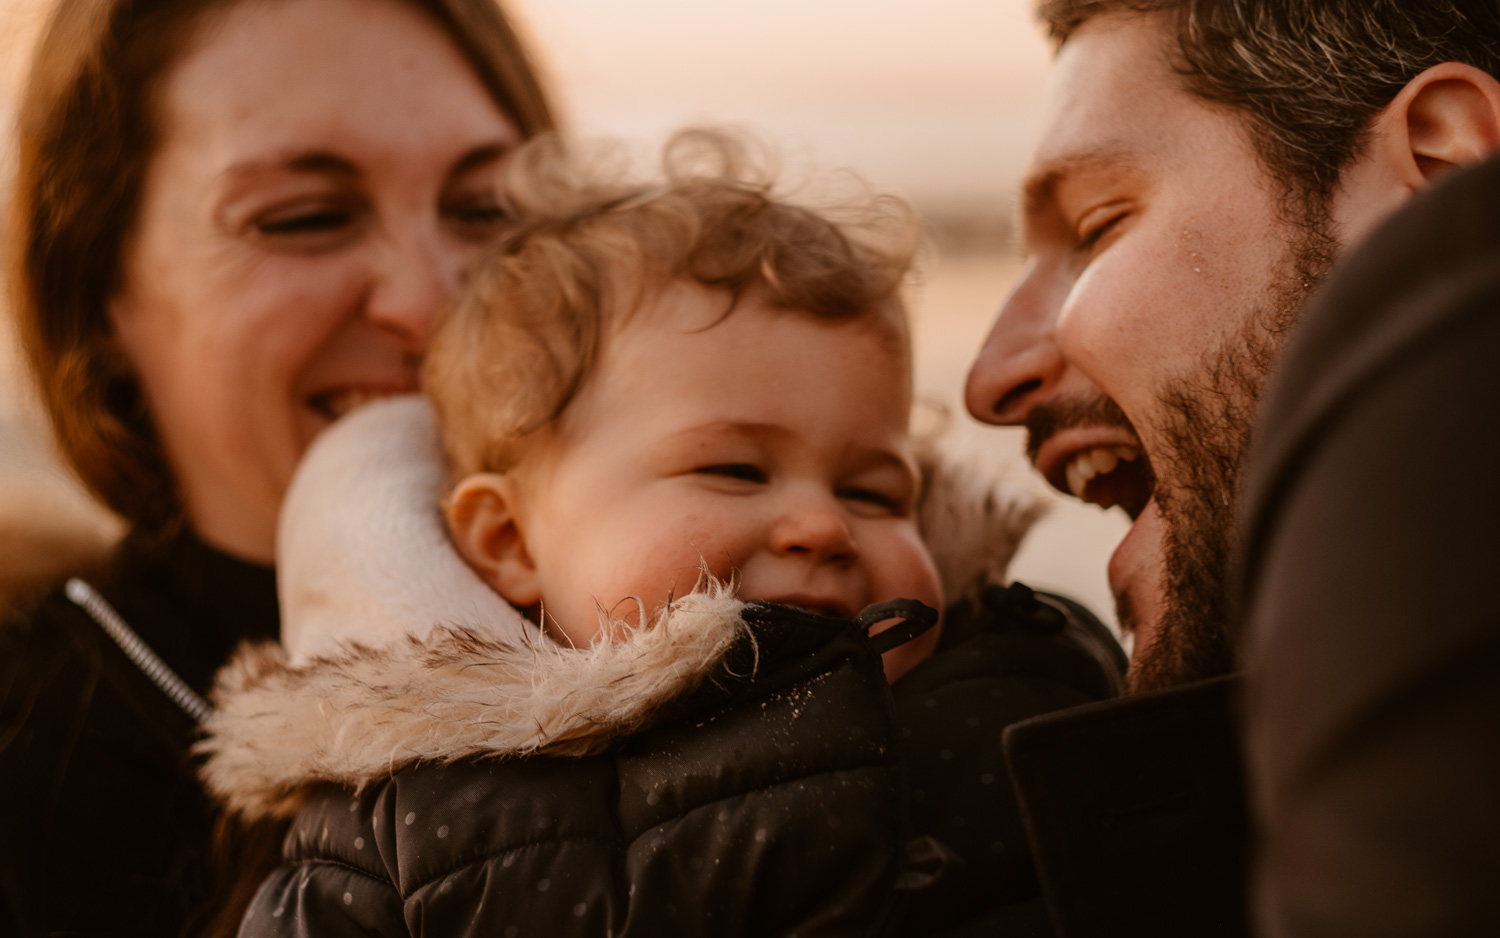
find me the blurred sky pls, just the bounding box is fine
[507,0,1052,215]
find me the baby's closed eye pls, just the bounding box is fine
[836,485,904,513]
[694,463,768,484]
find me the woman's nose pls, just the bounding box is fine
[364,230,461,350]
[965,264,1067,426]
[768,499,859,564]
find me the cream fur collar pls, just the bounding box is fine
[198,397,1044,820]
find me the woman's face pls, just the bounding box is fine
[110,0,522,562]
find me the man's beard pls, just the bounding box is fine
[1126,213,1337,693]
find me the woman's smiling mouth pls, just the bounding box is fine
[308,386,417,423]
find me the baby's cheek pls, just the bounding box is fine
[867,525,945,683]
[606,525,740,613]
[876,527,944,611]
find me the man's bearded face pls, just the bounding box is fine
[966,13,1338,689]
[1124,223,1332,691]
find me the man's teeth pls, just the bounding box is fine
[1064,444,1140,500]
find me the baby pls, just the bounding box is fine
[203,134,1116,937]
[425,133,943,679]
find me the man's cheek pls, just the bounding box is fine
[1061,244,1218,371]
[1055,265,1152,389]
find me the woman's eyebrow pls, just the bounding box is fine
[447,143,512,180]
[220,151,361,184]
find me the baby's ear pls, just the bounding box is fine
[444,473,542,607]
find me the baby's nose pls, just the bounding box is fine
[768,502,859,563]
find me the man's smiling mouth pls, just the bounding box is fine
[1026,397,1158,521]
[1058,444,1155,519]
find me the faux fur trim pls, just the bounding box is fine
[200,396,1047,819]
[198,582,747,820]
[915,445,1047,605]
[275,397,533,666]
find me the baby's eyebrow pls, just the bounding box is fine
[664,421,789,445]
[848,448,922,486]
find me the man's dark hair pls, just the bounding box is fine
[1038,1,1500,206]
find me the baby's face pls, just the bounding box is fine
[463,280,942,680]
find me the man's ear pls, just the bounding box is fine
[1379,63,1500,188]
[445,473,542,607]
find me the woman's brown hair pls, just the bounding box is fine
[7,0,557,538]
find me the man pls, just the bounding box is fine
[965,2,1500,935]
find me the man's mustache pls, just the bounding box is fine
[1024,394,1140,464]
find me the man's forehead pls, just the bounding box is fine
[1035,17,1180,146]
[1019,15,1211,216]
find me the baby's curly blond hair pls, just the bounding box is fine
[424,129,922,478]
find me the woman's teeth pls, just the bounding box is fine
[1065,444,1141,501]
[309,390,391,421]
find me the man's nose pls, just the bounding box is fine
[768,498,859,564]
[965,264,1067,426]
[364,229,461,351]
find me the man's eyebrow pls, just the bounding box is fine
[1021,147,1143,218]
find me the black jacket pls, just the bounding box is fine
[201,587,1124,937]
[1240,153,1500,937]
[0,533,279,938]
[1004,674,1248,938]
[894,585,1124,936]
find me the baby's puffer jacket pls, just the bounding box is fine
[208,597,939,937]
[194,399,1126,938]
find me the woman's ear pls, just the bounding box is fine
[444,473,542,607]
[1379,62,1500,188]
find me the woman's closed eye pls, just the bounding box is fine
[251,199,363,250]
[443,195,510,240]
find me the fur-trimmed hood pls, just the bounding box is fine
[197,397,1044,820]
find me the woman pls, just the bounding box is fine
[0,0,553,933]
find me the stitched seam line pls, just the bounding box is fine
[410,832,621,896]
[636,753,900,828]
[284,856,398,891]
